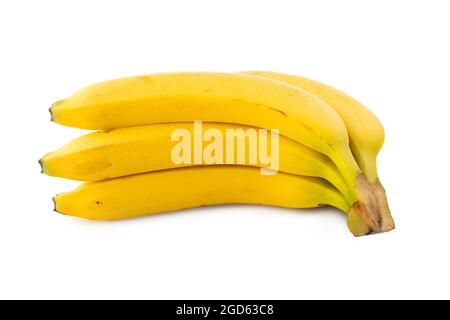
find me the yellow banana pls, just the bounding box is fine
[53,166,351,222]
[49,72,394,235]
[40,122,350,199]
[240,71,384,182]
[240,71,391,235]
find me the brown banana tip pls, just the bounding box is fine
[52,196,64,215]
[52,196,57,212]
[49,99,64,121]
[348,175,396,237]
[347,203,370,237]
[348,202,394,237]
[49,107,54,121]
[38,158,43,173]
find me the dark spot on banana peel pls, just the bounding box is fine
[298,122,316,137]
[269,107,287,116]
[137,75,156,86]
[327,142,336,151]
[96,201,102,205]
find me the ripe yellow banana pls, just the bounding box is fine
[239,71,384,182]
[240,71,391,235]
[50,72,394,235]
[40,122,350,199]
[53,166,351,221]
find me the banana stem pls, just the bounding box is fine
[349,144,380,183]
[329,146,395,236]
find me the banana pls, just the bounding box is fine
[40,122,351,199]
[49,72,394,235]
[239,71,384,182]
[53,166,351,221]
[240,71,391,234]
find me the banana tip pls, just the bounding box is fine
[38,158,43,173]
[49,99,64,122]
[347,205,370,237]
[52,196,64,215]
[348,201,395,237]
[39,157,50,174]
[49,106,55,121]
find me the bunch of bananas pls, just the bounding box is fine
[40,71,395,236]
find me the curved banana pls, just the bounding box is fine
[239,71,384,182]
[50,72,394,235]
[53,166,350,221]
[240,71,391,235]
[40,122,350,199]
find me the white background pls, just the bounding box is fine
[1,0,449,299]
